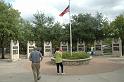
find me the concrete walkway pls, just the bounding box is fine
[0,56,124,82]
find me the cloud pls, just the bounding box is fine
[8,0,124,23]
[71,0,124,21]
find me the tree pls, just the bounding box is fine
[50,22,63,48]
[18,19,34,54]
[64,12,109,51]
[110,14,124,55]
[71,14,96,44]
[0,1,20,59]
[33,12,54,47]
[71,13,108,43]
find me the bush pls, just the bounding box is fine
[62,51,90,59]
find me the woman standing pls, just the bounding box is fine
[54,48,64,75]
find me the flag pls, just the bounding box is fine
[59,5,69,16]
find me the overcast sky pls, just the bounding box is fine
[5,0,124,24]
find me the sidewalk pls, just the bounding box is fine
[0,56,124,82]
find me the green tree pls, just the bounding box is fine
[110,14,124,55]
[33,12,54,47]
[0,1,20,59]
[50,22,63,48]
[95,12,106,40]
[65,13,109,51]
[71,13,106,43]
[18,19,34,54]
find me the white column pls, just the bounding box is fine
[60,42,68,51]
[94,40,103,55]
[10,40,19,61]
[77,41,85,51]
[44,41,52,56]
[27,41,35,58]
[112,38,122,57]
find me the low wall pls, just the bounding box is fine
[51,56,92,66]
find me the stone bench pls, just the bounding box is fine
[51,56,92,66]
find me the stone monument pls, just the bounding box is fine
[112,38,122,57]
[10,40,19,61]
[60,42,68,51]
[77,41,85,51]
[44,41,52,56]
[27,41,35,58]
[94,40,103,55]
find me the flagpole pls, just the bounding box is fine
[69,0,72,55]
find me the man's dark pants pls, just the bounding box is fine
[31,63,40,82]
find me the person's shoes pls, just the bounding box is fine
[61,73,65,75]
[37,76,41,80]
[57,73,60,75]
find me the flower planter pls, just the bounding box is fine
[51,56,92,66]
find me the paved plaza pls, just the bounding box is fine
[0,56,124,82]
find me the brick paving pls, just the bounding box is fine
[24,56,124,75]
[0,56,124,82]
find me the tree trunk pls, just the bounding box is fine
[1,34,5,59]
[122,40,124,56]
[1,46,5,59]
[1,39,5,59]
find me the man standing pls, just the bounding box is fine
[29,47,43,82]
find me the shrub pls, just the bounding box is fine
[62,51,90,59]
